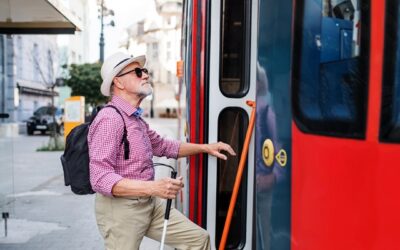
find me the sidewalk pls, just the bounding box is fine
[0,118,179,250]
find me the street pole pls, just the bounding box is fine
[51,84,56,138]
[99,0,104,63]
[150,72,154,118]
[150,94,154,118]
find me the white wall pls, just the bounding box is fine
[13,35,59,122]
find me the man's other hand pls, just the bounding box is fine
[151,176,184,199]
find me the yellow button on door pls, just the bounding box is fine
[262,139,274,167]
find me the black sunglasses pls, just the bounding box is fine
[117,68,149,78]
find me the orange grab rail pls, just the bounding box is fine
[219,100,256,250]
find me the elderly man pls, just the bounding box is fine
[88,51,235,250]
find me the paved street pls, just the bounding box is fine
[0,118,179,250]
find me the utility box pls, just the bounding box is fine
[64,96,85,139]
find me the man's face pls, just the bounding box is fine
[114,62,152,97]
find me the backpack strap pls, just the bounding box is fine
[91,105,130,160]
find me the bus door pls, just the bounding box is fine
[255,0,293,249]
[207,0,256,249]
[292,0,375,249]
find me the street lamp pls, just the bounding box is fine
[98,0,115,63]
[149,71,154,118]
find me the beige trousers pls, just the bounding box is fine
[95,194,210,250]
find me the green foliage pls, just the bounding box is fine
[37,136,65,151]
[64,63,108,106]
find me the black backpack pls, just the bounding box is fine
[60,105,130,195]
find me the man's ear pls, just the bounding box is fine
[113,78,124,90]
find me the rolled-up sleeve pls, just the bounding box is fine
[88,114,124,196]
[145,123,181,159]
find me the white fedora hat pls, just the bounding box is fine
[100,52,146,96]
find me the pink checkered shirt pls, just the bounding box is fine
[88,95,181,196]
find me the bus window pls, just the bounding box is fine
[219,0,251,97]
[380,0,400,142]
[292,0,370,138]
[216,108,248,249]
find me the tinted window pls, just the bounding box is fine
[292,0,370,138]
[216,108,248,249]
[380,0,400,142]
[35,107,56,116]
[35,107,47,115]
[219,0,251,97]
[56,108,64,116]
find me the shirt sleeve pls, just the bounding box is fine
[144,122,181,159]
[88,112,124,196]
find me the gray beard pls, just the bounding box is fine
[137,86,153,98]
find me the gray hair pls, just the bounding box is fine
[109,83,115,98]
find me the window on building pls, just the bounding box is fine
[292,0,370,138]
[47,50,53,83]
[167,42,172,61]
[33,44,40,82]
[167,71,172,83]
[152,42,158,59]
[33,100,39,111]
[71,51,76,64]
[380,0,400,142]
[219,0,251,97]
[17,36,23,78]
[138,22,144,35]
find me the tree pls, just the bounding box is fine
[33,50,63,150]
[63,63,108,106]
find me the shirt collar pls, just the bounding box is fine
[132,107,143,117]
[110,95,142,117]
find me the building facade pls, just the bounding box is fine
[15,35,60,123]
[58,0,98,66]
[57,0,97,109]
[126,0,183,118]
[0,0,90,130]
[0,34,58,130]
[0,0,81,217]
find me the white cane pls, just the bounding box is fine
[160,170,177,250]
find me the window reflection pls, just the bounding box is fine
[380,0,400,142]
[219,0,250,97]
[293,0,369,138]
[216,108,248,249]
